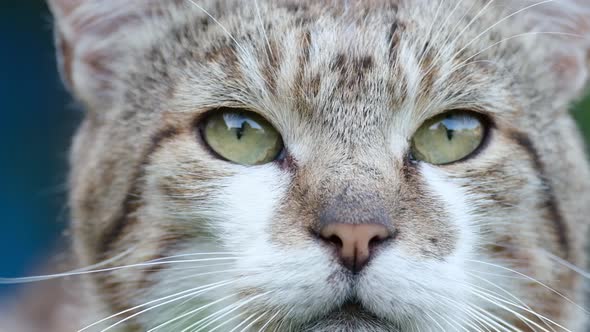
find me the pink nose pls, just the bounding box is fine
[319,223,391,273]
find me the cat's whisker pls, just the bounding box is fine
[257,309,281,332]
[146,292,239,331]
[173,267,263,283]
[442,300,497,332]
[227,310,265,332]
[411,319,422,332]
[420,0,497,81]
[427,296,480,331]
[253,0,274,62]
[272,306,296,332]
[467,272,554,331]
[0,257,245,284]
[454,309,491,332]
[416,0,446,69]
[431,290,523,332]
[453,310,490,332]
[150,251,241,261]
[185,0,247,55]
[465,279,552,331]
[431,310,470,332]
[0,251,252,284]
[465,268,531,280]
[448,0,496,52]
[88,279,238,332]
[450,0,556,66]
[447,31,584,78]
[196,310,246,332]
[423,310,447,331]
[544,249,590,279]
[184,291,273,332]
[148,262,236,273]
[469,289,556,332]
[240,312,268,332]
[0,247,134,284]
[466,259,590,314]
[459,306,500,332]
[150,265,264,314]
[182,299,246,331]
[466,306,519,332]
[419,0,475,82]
[469,286,567,332]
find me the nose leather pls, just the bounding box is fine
[319,223,391,273]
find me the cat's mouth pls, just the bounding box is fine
[333,300,375,316]
[302,300,402,331]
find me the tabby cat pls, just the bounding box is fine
[23,0,590,331]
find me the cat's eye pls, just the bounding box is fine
[411,111,486,165]
[201,109,284,165]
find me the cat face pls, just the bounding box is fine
[49,0,590,331]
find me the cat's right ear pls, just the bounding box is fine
[47,0,166,109]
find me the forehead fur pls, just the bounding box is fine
[49,0,589,116]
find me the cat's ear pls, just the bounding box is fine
[47,0,166,109]
[508,0,590,102]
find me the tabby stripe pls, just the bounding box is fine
[301,29,312,64]
[97,126,181,257]
[387,21,400,60]
[261,43,279,94]
[510,130,570,259]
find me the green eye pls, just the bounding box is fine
[202,109,284,165]
[411,111,486,165]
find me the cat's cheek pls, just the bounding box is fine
[419,163,479,264]
[212,164,291,247]
[357,163,479,322]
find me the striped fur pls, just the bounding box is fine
[46,0,590,331]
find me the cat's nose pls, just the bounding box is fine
[319,223,391,273]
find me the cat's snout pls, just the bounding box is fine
[319,223,391,273]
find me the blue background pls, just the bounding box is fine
[0,0,80,297]
[0,0,589,305]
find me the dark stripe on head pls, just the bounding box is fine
[331,53,347,73]
[301,29,312,64]
[261,40,281,94]
[387,21,401,60]
[509,130,570,258]
[97,126,181,258]
[294,29,313,110]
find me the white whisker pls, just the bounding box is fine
[450,0,555,63]
[185,0,248,55]
[147,292,238,331]
[466,259,589,314]
[93,280,237,332]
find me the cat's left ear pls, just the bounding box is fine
[47,0,170,109]
[509,0,590,102]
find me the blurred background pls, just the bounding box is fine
[0,0,81,301]
[0,0,590,312]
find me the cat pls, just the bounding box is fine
[14,0,590,331]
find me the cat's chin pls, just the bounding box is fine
[296,301,403,332]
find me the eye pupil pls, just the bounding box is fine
[446,128,454,141]
[236,121,246,140]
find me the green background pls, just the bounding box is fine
[575,98,590,145]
